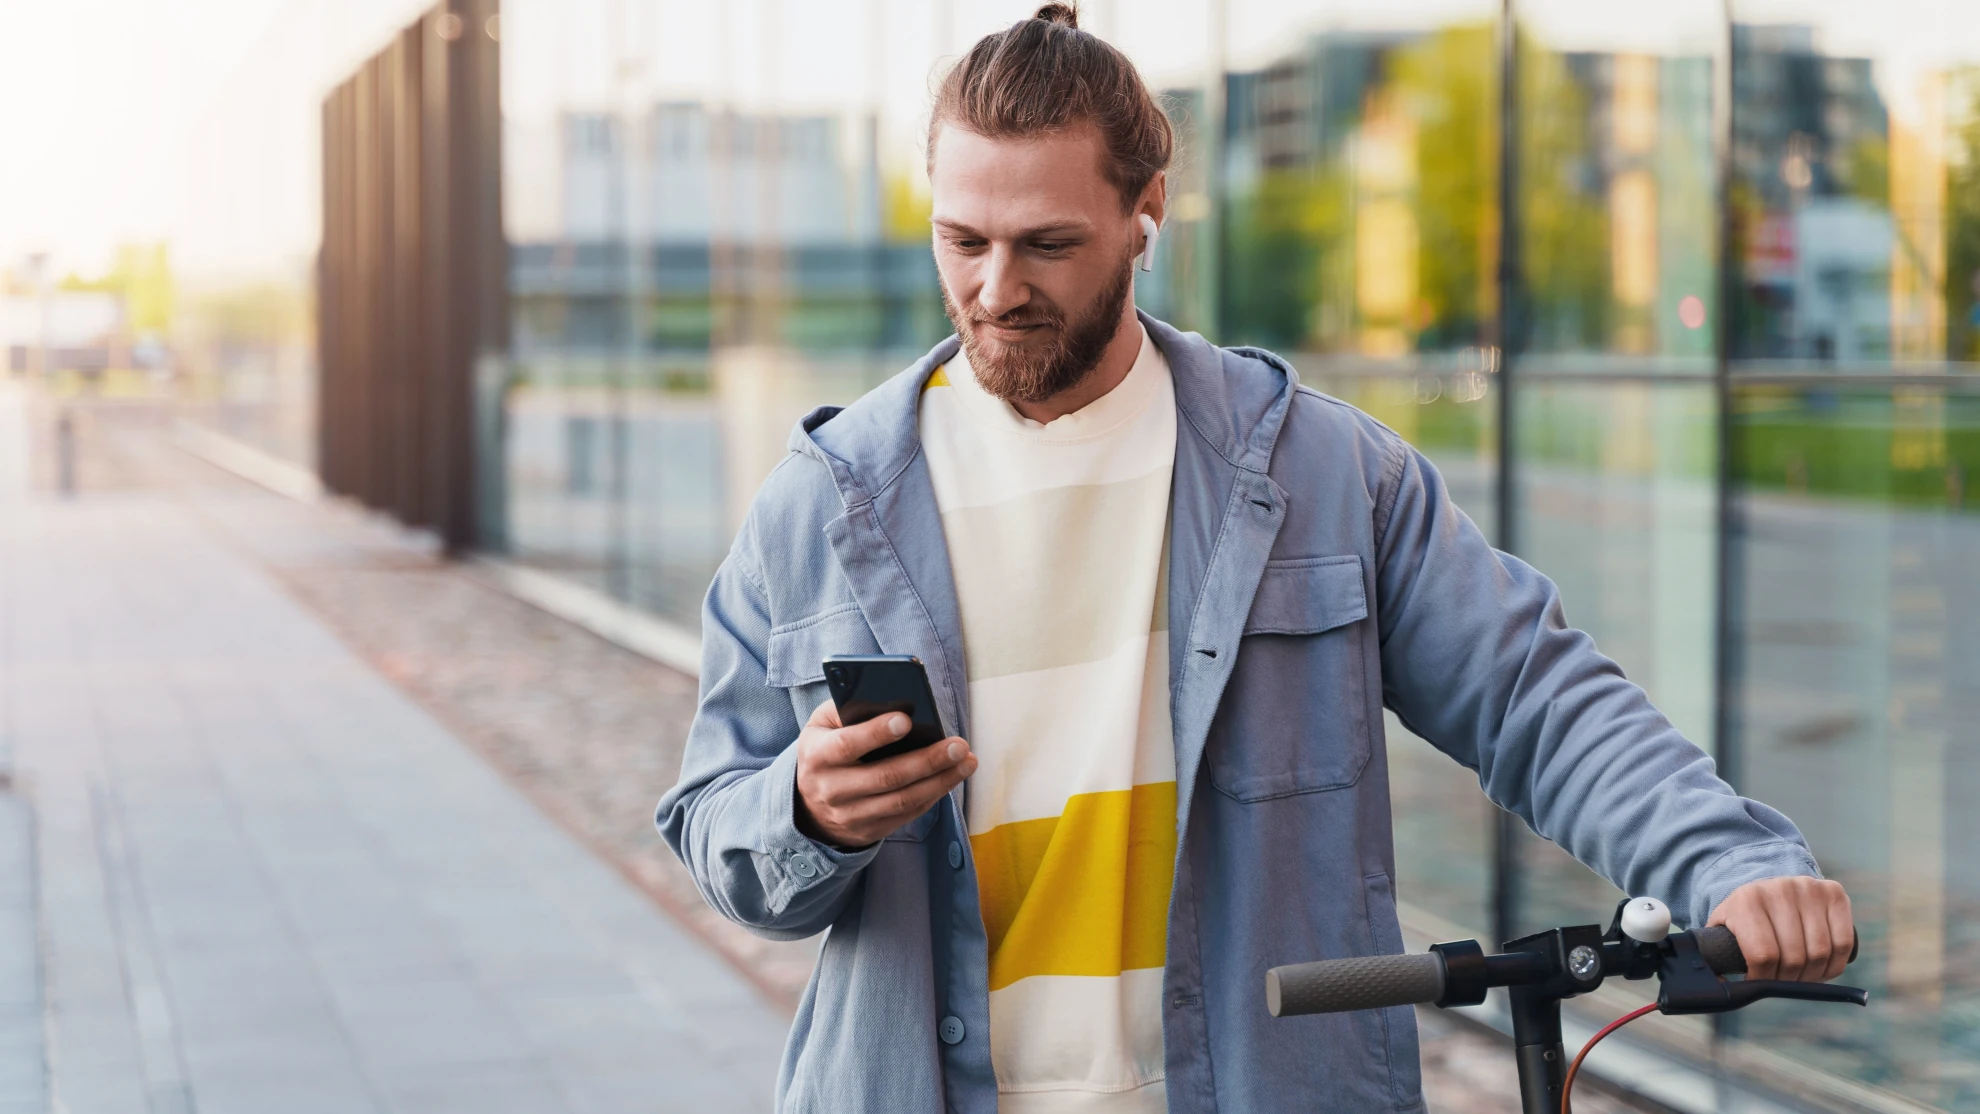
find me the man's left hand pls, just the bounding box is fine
[1706,876,1853,982]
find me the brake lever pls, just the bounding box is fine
[1723,979,1869,1009]
[1657,930,1733,1013]
[1658,930,1869,1015]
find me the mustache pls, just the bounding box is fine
[959,305,1064,331]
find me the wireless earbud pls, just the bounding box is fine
[1137,213,1159,272]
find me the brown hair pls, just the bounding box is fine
[928,3,1174,213]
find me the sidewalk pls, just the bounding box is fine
[0,384,785,1113]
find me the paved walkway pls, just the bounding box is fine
[0,383,785,1113]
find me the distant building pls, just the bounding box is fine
[557,104,882,247]
[1732,24,1890,360]
[1220,30,1416,188]
[1,291,121,374]
[512,104,933,356]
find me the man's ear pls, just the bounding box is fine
[1139,171,1168,228]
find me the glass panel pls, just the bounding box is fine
[499,0,1216,627]
[1221,1,1501,362]
[1517,1,1723,369]
[1731,381,1980,1106]
[1506,383,1719,943]
[1728,4,1980,369]
[1728,0,1980,1103]
[1511,380,1721,936]
[1507,1,1726,940]
[1221,0,1502,938]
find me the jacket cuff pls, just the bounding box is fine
[1690,840,1823,928]
[759,742,880,908]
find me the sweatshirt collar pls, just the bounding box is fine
[787,309,1296,509]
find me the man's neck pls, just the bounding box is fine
[1008,303,1143,424]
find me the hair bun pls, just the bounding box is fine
[1032,3,1079,28]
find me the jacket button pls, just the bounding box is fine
[791,857,817,878]
[939,1015,966,1045]
[947,841,964,869]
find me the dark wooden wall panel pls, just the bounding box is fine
[318,0,503,551]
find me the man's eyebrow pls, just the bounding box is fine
[931,217,1092,238]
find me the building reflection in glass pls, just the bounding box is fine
[1725,5,1980,1105]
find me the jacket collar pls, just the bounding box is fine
[787,310,1297,505]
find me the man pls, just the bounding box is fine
[658,6,1853,1112]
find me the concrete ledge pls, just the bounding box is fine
[464,557,703,677]
[171,419,322,503]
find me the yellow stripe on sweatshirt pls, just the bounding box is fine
[971,781,1176,991]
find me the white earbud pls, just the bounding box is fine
[1137,213,1159,272]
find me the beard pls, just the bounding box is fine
[939,253,1135,406]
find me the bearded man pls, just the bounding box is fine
[658,6,1853,1112]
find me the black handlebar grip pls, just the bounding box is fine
[1693,925,1747,974]
[1691,926,1860,975]
[1266,953,1447,1018]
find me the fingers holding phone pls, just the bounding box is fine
[795,700,976,849]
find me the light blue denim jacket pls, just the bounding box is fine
[657,313,1820,1113]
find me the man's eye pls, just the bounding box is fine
[1034,242,1069,254]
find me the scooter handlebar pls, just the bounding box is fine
[1267,926,1857,1018]
[1265,952,1447,1018]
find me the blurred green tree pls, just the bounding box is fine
[1518,37,1610,353]
[1947,67,1980,361]
[1392,23,1498,350]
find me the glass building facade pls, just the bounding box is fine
[488,1,1980,1107]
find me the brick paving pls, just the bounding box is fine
[4,386,1666,1112]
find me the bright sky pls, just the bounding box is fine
[0,0,423,282]
[0,0,273,275]
[4,0,1972,284]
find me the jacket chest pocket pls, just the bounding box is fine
[766,602,879,722]
[764,604,938,843]
[1208,555,1372,802]
[766,603,880,681]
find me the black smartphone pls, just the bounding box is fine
[822,655,947,764]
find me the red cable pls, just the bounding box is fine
[1561,1003,1659,1114]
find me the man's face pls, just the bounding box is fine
[928,123,1139,405]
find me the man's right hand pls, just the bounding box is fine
[794,700,977,849]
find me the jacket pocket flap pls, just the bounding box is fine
[766,605,879,687]
[1244,556,1367,636]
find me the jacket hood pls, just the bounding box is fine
[786,310,1300,507]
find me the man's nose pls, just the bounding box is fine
[976,244,1028,319]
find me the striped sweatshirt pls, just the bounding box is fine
[919,324,1177,1113]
